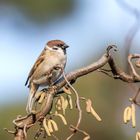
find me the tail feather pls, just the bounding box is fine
[26,83,39,113]
[26,93,34,113]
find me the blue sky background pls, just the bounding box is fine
[0,0,140,105]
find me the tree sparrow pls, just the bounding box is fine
[25,40,69,113]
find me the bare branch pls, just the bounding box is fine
[6,45,140,140]
[108,54,140,82]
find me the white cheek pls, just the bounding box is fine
[57,48,64,54]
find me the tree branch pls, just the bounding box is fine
[6,45,140,140]
[108,54,140,82]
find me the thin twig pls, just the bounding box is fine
[62,72,82,140]
[131,88,140,105]
[71,125,90,139]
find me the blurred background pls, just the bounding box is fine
[1,0,140,139]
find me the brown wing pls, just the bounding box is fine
[25,48,46,86]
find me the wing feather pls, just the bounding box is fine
[25,48,46,86]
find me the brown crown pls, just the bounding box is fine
[47,40,65,47]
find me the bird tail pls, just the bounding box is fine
[26,84,38,113]
[26,93,34,113]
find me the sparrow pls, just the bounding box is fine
[25,40,69,113]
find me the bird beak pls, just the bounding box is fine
[62,44,69,49]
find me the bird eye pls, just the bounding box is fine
[58,44,63,47]
[53,46,58,50]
